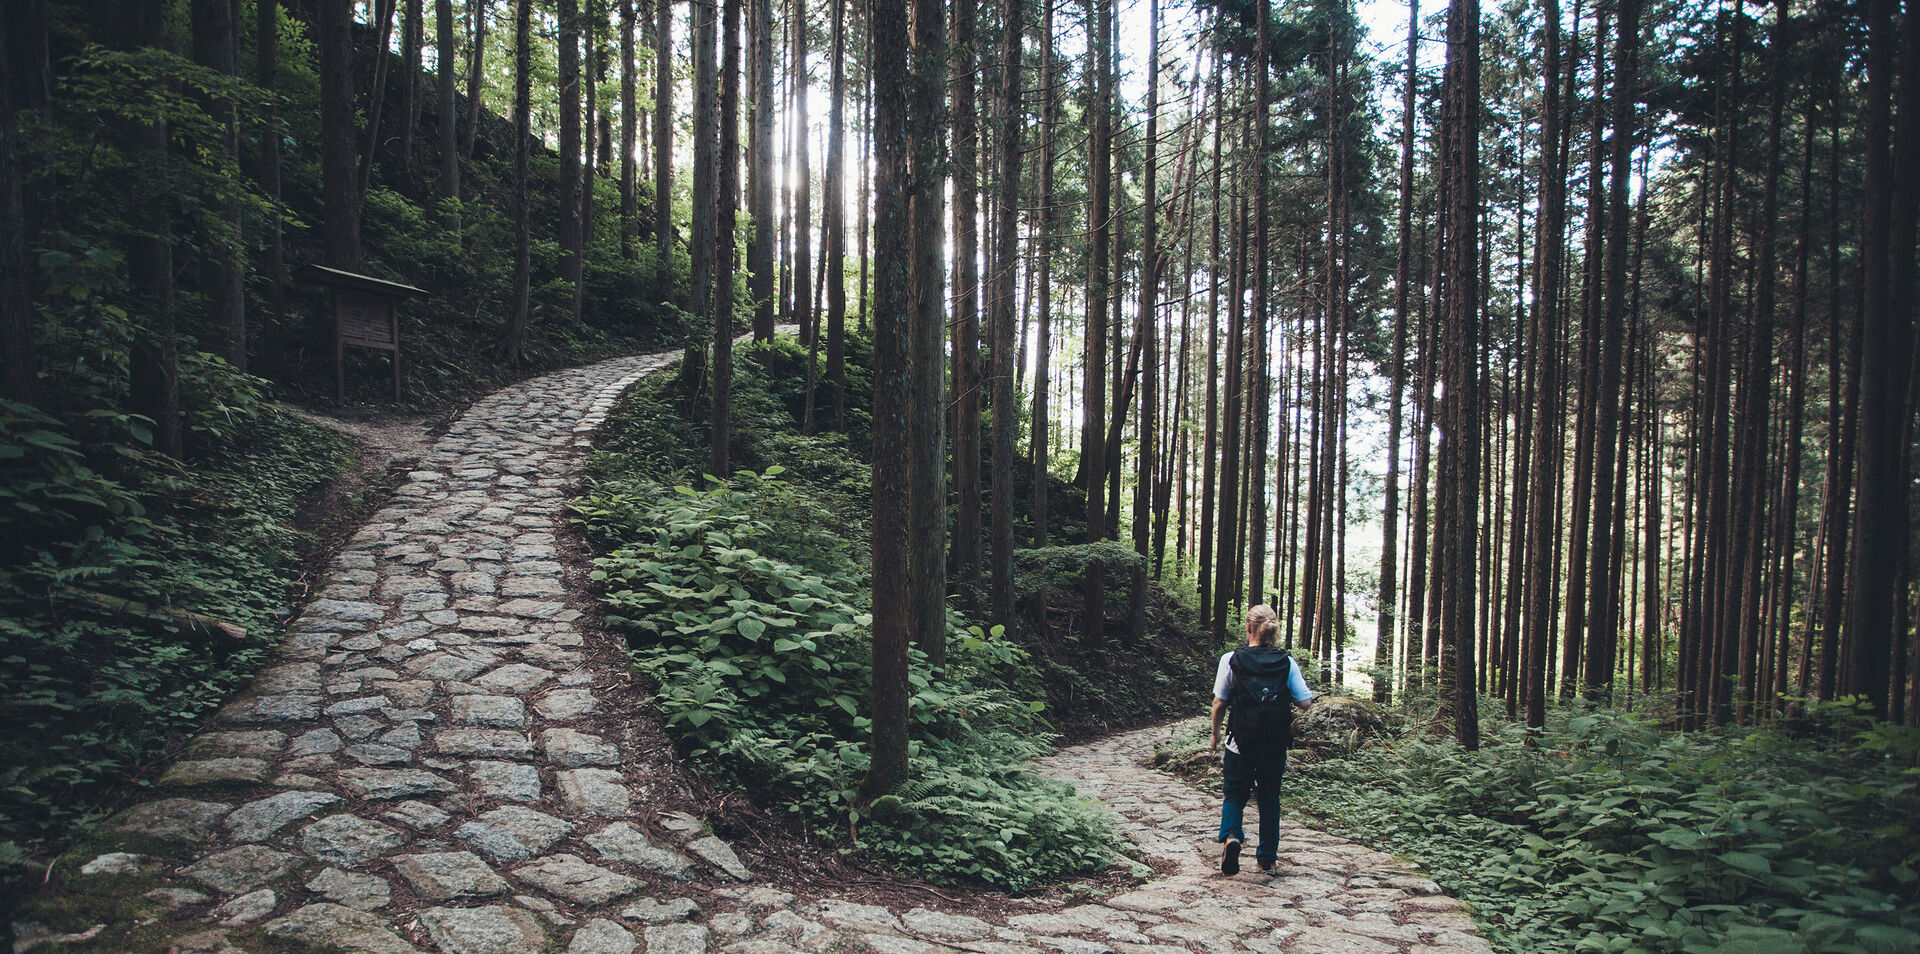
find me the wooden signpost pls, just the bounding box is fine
[302,265,428,401]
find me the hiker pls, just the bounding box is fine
[1209,603,1314,875]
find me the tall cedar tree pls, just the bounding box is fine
[907,0,949,666]
[502,0,534,362]
[711,0,741,476]
[990,0,1026,626]
[866,0,911,798]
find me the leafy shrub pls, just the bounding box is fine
[1214,700,1920,953]
[575,470,1120,889]
[0,399,348,887]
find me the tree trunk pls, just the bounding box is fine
[254,0,287,380]
[824,0,847,426]
[710,0,741,476]
[907,0,949,666]
[1082,0,1111,643]
[655,0,675,262]
[1437,0,1480,749]
[621,0,639,255]
[749,0,775,337]
[501,0,534,363]
[988,0,1024,627]
[1030,0,1055,549]
[951,0,983,596]
[192,0,246,372]
[866,0,912,800]
[558,0,584,323]
[461,0,487,160]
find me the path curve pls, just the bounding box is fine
[16,346,1488,954]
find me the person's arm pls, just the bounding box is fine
[1290,663,1315,710]
[1210,697,1227,751]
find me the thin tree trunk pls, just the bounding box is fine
[710,0,740,476]
[951,0,982,596]
[907,0,949,666]
[988,0,1024,627]
[501,0,533,363]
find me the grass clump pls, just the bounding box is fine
[577,337,1122,890]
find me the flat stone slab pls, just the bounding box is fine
[224,791,342,842]
[556,769,629,816]
[541,728,619,766]
[583,823,694,880]
[416,905,547,954]
[569,919,636,954]
[301,814,408,866]
[181,845,301,894]
[436,728,535,759]
[159,758,270,787]
[393,851,512,901]
[473,663,555,693]
[113,798,230,842]
[188,730,287,760]
[511,854,639,905]
[686,836,753,881]
[224,694,323,724]
[471,759,543,801]
[645,923,711,954]
[452,694,529,728]
[533,689,599,720]
[266,903,424,954]
[455,807,574,861]
[307,867,392,911]
[340,768,457,800]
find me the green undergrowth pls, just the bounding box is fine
[1159,697,1920,953]
[577,337,1123,890]
[0,371,351,901]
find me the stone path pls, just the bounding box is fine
[15,346,1488,954]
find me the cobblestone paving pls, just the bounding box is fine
[19,346,1489,954]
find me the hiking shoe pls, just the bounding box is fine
[1257,859,1275,873]
[1222,835,1242,876]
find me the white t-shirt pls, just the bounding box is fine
[1213,649,1314,754]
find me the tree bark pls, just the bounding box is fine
[501,0,534,363]
[907,0,949,666]
[866,0,911,799]
[710,0,740,476]
[989,0,1024,627]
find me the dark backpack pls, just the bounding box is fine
[1227,646,1295,755]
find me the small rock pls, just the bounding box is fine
[307,867,392,911]
[144,886,211,908]
[863,935,936,954]
[380,721,424,748]
[569,919,636,954]
[656,812,703,839]
[79,852,145,876]
[210,888,277,925]
[326,695,392,717]
[225,791,343,842]
[686,836,753,881]
[301,814,408,866]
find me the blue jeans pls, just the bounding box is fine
[1218,746,1287,866]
